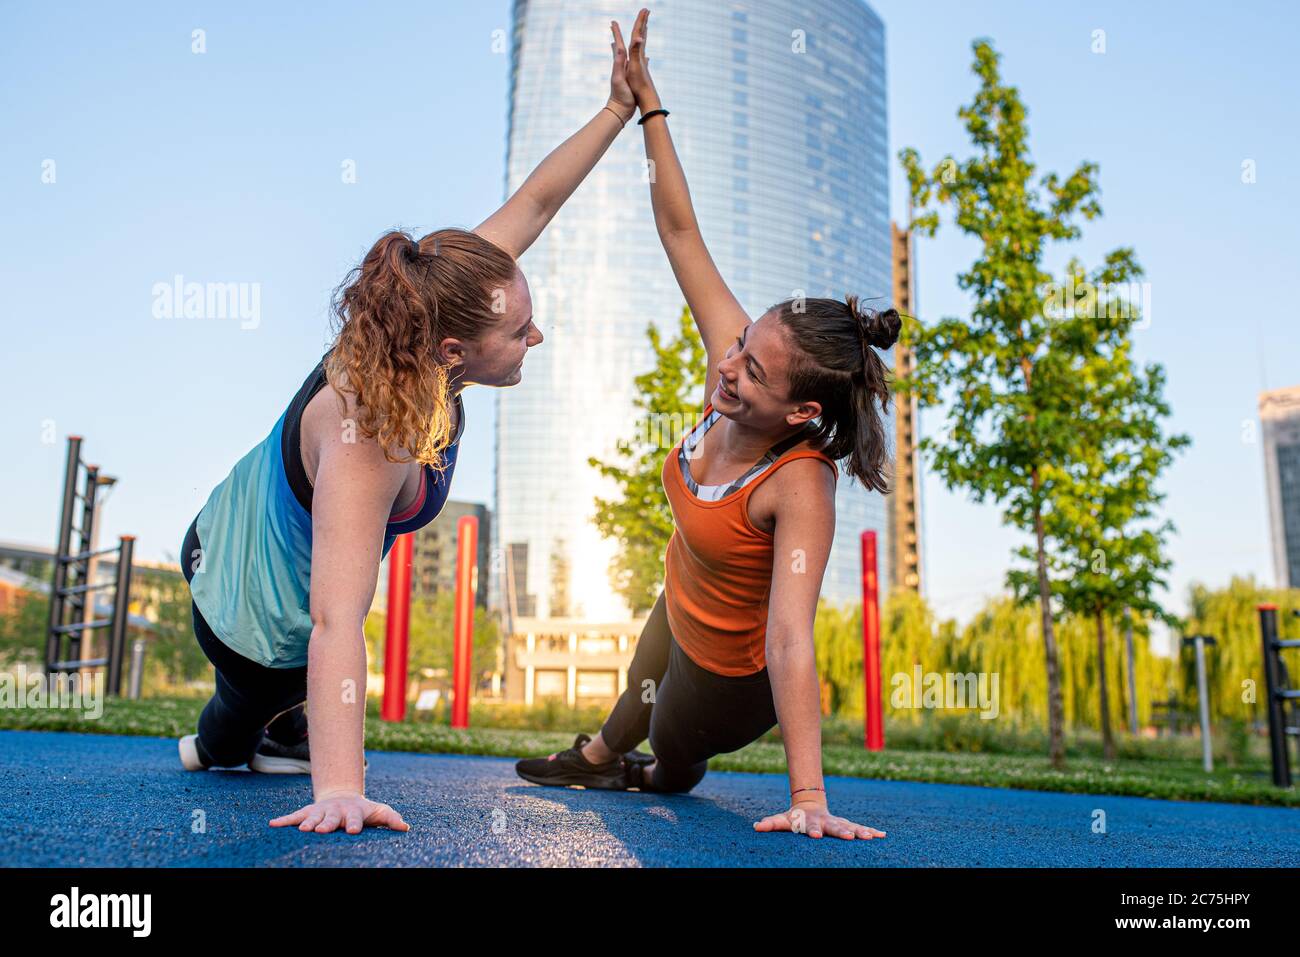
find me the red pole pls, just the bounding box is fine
[381,532,414,722]
[451,515,478,729]
[861,530,884,751]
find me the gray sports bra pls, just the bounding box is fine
[678,409,816,501]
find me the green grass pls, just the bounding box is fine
[3,694,1297,808]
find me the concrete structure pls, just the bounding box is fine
[886,222,923,594]
[503,615,647,706]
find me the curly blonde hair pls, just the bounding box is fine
[324,228,517,470]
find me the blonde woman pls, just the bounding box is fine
[178,18,641,837]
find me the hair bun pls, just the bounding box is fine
[848,296,901,350]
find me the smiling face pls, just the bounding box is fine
[438,268,542,387]
[711,311,822,432]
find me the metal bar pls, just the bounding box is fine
[52,619,113,634]
[72,464,99,581]
[128,639,146,699]
[45,436,82,670]
[1273,640,1300,649]
[1259,605,1291,788]
[71,464,99,668]
[106,536,134,696]
[451,516,478,729]
[1193,636,1213,774]
[381,533,414,722]
[48,657,110,670]
[861,530,884,752]
[58,581,116,597]
[63,545,123,564]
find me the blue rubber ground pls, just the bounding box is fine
[2,729,1297,867]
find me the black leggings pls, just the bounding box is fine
[599,591,779,793]
[183,517,309,768]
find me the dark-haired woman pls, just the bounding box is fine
[176,20,643,836]
[515,10,891,842]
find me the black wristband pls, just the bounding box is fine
[638,108,670,125]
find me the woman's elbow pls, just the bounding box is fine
[765,628,814,665]
[308,611,366,650]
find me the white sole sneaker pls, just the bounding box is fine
[248,753,311,774]
[178,734,208,771]
[247,753,369,774]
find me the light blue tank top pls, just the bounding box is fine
[187,358,462,668]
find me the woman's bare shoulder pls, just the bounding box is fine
[301,382,405,476]
[769,454,837,513]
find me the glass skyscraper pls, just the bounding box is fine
[1261,386,1300,589]
[497,0,892,622]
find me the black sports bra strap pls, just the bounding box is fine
[282,356,330,513]
[709,423,820,498]
[768,424,818,460]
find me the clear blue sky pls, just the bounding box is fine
[2,1,1296,628]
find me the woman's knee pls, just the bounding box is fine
[647,758,707,794]
[646,721,710,792]
[195,706,262,767]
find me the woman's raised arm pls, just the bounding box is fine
[473,20,636,259]
[626,9,751,370]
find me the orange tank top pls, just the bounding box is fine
[661,404,838,676]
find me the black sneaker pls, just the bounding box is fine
[623,749,655,768]
[621,749,655,789]
[515,733,631,789]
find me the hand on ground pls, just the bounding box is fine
[270,792,409,834]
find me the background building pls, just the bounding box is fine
[496,0,894,646]
[411,501,491,608]
[502,616,644,706]
[1261,385,1300,588]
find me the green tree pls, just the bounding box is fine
[133,567,209,689]
[956,596,1043,726]
[1007,259,1190,759]
[0,590,49,663]
[899,39,1116,767]
[880,588,946,723]
[589,306,706,614]
[549,538,571,618]
[813,600,861,716]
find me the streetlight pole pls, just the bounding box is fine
[1181,634,1217,773]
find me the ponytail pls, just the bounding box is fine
[773,295,901,492]
[325,227,516,469]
